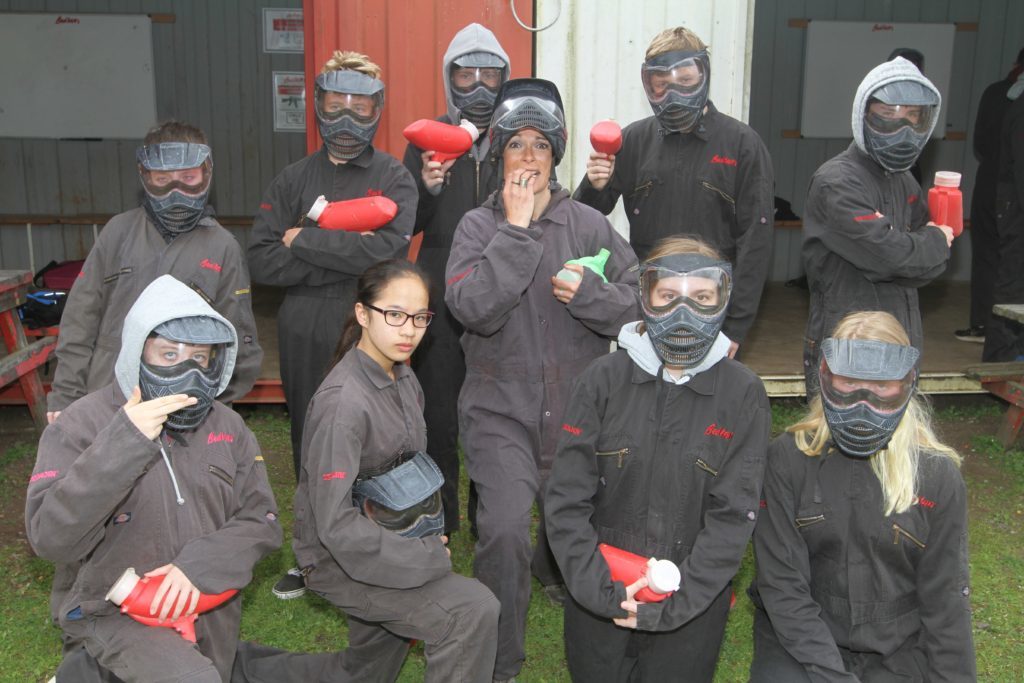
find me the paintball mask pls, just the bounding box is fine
[450,51,508,130]
[642,49,711,133]
[489,78,567,164]
[352,451,445,539]
[139,316,233,432]
[137,142,212,235]
[314,70,385,161]
[862,80,939,172]
[639,252,732,367]
[819,338,919,458]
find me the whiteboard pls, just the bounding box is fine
[800,21,954,139]
[0,13,157,139]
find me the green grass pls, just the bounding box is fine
[2,402,1023,681]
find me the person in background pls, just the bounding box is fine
[291,259,499,682]
[574,26,774,359]
[247,50,417,599]
[545,236,770,682]
[402,23,510,540]
[445,78,640,682]
[27,275,281,683]
[46,120,262,424]
[750,311,975,682]
[801,58,953,396]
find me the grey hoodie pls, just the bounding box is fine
[851,57,942,155]
[114,274,238,402]
[442,22,511,127]
[616,321,731,384]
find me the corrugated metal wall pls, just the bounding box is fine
[750,0,1024,281]
[0,0,307,271]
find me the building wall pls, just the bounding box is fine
[0,0,307,271]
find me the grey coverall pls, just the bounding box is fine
[445,187,640,679]
[801,144,949,394]
[47,208,262,411]
[573,104,775,345]
[292,348,500,683]
[545,348,769,682]
[247,146,417,476]
[749,435,976,682]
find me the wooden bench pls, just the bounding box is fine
[0,270,57,430]
[965,362,1024,448]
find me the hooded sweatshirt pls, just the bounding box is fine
[851,57,941,159]
[442,23,511,133]
[26,275,280,632]
[616,321,731,385]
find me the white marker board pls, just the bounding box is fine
[800,21,954,139]
[0,13,157,139]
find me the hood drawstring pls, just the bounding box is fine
[160,441,186,506]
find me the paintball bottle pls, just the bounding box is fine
[598,543,681,603]
[403,119,480,163]
[307,195,398,232]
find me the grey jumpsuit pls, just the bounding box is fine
[247,146,417,476]
[292,348,500,683]
[445,187,640,679]
[47,208,262,411]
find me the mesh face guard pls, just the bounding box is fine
[863,81,939,172]
[137,143,213,234]
[450,53,508,129]
[352,451,445,538]
[314,70,386,160]
[140,345,225,432]
[641,49,710,133]
[639,253,732,367]
[489,78,567,164]
[819,338,920,457]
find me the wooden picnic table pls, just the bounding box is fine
[964,303,1024,448]
[0,270,56,431]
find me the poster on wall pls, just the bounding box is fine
[263,8,303,53]
[273,72,306,132]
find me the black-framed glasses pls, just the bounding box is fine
[364,303,434,328]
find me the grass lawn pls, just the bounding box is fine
[0,398,1021,682]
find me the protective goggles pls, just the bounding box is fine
[818,338,919,413]
[352,451,445,539]
[143,340,223,372]
[450,66,505,94]
[639,253,732,317]
[641,50,708,103]
[137,142,211,171]
[314,71,385,124]
[865,103,935,136]
[492,94,565,137]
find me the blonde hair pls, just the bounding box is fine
[645,235,722,262]
[321,50,382,79]
[645,27,707,60]
[790,312,961,515]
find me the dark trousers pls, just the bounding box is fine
[983,197,1024,362]
[411,301,466,534]
[278,293,350,478]
[562,583,731,683]
[968,189,1001,329]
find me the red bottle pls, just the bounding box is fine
[402,119,480,163]
[105,567,238,643]
[307,195,398,232]
[590,119,622,155]
[928,171,963,238]
[598,543,681,603]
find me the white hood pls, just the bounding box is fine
[851,57,941,155]
[616,322,731,385]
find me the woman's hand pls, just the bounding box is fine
[502,170,539,228]
[551,264,584,304]
[612,575,649,629]
[145,563,201,623]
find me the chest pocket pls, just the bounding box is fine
[887,513,927,552]
[594,434,633,502]
[698,178,737,228]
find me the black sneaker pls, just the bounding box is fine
[272,567,307,599]
[954,326,985,343]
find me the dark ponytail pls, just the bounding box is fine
[330,259,430,368]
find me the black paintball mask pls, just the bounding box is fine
[352,451,445,539]
[139,316,233,432]
[450,51,508,131]
[862,80,938,172]
[137,142,213,236]
[314,70,385,161]
[488,78,568,165]
[819,338,920,458]
[641,49,711,133]
[639,252,732,367]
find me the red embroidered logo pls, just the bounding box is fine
[55,16,80,24]
[447,267,472,286]
[207,432,235,444]
[759,499,767,508]
[914,495,936,509]
[259,202,273,211]
[704,423,734,439]
[710,154,737,166]
[322,471,347,481]
[854,213,878,222]
[200,258,222,273]
[872,23,893,31]
[562,423,582,436]
[30,470,59,483]
[366,188,383,197]
[907,194,918,204]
